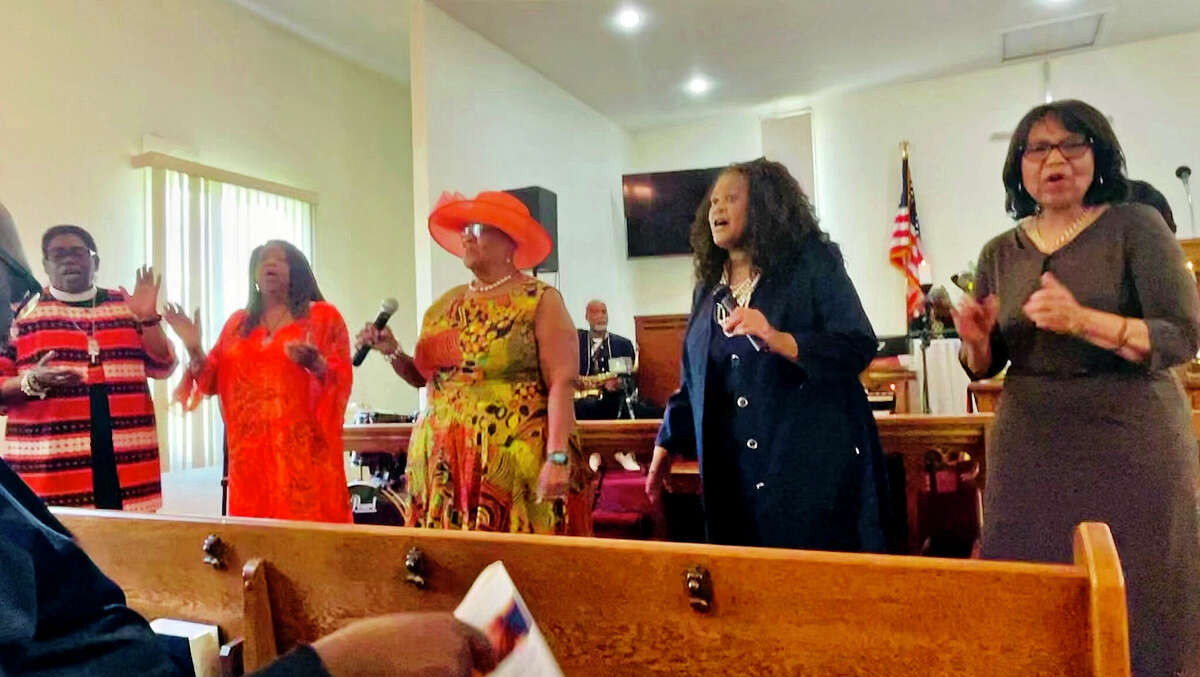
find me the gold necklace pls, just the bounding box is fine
[262,307,291,336]
[1028,208,1094,252]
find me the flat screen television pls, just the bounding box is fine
[623,166,723,257]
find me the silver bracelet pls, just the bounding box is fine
[20,371,48,399]
[383,347,405,365]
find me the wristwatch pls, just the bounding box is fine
[548,450,569,465]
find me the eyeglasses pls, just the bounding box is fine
[46,246,96,262]
[1022,136,1092,162]
[461,223,495,239]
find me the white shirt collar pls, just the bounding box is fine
[49,286,98,302]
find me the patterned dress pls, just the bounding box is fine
[403,279,592,534]
[176,301,353,523]
[0,289,176,511]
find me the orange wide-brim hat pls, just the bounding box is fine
[428,190,553,270]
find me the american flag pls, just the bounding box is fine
[889,149,924,319]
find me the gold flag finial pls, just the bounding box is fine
[900,140,909,159]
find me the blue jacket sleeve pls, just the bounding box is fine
[654,287,702,455]
[790,247,878,381]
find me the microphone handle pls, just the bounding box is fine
[744,333,764,352]
[717,295,764,352]
[351,312,392,367]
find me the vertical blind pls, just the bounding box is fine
[149,168,314,471]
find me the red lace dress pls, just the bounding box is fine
[176,302,352,522]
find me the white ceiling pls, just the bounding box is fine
[229,0,412,82]
[231,0,1200,130]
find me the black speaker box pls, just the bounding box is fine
[505,186,558,273]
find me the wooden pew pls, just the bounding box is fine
[344,416,992,482]
[345,416,994,553]
[56,510,1129,676]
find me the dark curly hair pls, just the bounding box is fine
[1128,179,1176,233]
[1001,99,1130,219]
[690,158,832,289]
[241,240,324,337]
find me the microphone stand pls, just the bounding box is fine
[618,376,637,420]
[1185,179,1196,238]
[918,283,934,414]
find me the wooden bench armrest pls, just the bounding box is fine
[1073,522,1130,677]
[242,558,277,672]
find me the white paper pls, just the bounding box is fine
[453,561,563,677]
[149,618,220,677]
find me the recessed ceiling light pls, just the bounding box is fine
[685,75,712,96]
[613,6,644,33]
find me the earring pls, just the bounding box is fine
[1098,174,1105,186]
[1017,183,1025,194]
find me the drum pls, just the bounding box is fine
[348,482,407,526]
[609,356,633,375]
[348,449,407,526]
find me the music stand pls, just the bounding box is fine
[220,434,229,516]
[610,357,636,420]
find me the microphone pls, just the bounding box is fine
[352,297,400,367]
[1176,165,1191,183]
[712,285,763,352]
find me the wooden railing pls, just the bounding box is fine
[345,415,994,553]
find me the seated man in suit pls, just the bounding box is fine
[575,299,636,421]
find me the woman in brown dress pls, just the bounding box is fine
[954,99,1200,676]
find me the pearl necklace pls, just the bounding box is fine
[468,272,514,293]
[1027,207,1095,253]
[720,268,761,307]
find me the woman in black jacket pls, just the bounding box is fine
[646,158,893,551]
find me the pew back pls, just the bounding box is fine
[56,510,1128,677]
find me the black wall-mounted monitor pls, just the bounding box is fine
[623,167,723,257]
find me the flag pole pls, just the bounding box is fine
[901,140,932,413]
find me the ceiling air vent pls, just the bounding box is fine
[1002,12,1105,62]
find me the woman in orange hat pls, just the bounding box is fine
[357,190,593,534]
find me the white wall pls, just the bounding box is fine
[811,30,1200,337]
[0,0,416,414]
[627,29,1200,338]
[762,113,816,200]
[411,2,635,338]
[1051,30,1200,239]
[810,63,1042,336]
[624,113,763,316]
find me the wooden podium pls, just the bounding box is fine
[633,313,689,407]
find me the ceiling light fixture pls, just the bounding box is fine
[613,6,644,33]
[685,75,712,96]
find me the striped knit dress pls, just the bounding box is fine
[0,289,176,511]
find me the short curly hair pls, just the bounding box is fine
[1001,99,1130,219]
[42,224,97,259]
[690,158,833,289]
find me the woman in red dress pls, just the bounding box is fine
[164,240,352,522]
